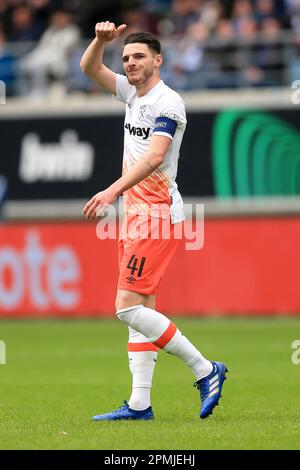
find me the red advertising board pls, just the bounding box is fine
[0,223,118,316]
[0,218,299,316]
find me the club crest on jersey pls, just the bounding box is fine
[138,105,148,121]
[125,123,151,139]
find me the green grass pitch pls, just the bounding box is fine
[0,317,299,450]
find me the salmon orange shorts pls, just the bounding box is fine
[118,213,182,296]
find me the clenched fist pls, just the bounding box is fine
[95,21,127,42]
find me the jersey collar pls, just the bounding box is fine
[137,79,164,99]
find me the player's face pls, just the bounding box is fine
[122,43,161,86]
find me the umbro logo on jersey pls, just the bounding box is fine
[125,123,151,140]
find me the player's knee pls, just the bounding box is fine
[115,290,147,313]
[115,292,133,314]
[115,291,130,312]
[115,303,144,331]
[115,290,150,328]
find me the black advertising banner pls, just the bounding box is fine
[1,109,300,202]
[177,111,216,197]
[0,112,216,201]
[0,115,124,201]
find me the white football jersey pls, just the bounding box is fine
[115,74,186,223]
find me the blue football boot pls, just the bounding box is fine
[194,361,228,419]
[92,400,154,421]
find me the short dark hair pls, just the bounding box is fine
[123,32,161,55]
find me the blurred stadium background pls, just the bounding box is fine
[0,0,300,450]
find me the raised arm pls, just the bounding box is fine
[80,21,127,95]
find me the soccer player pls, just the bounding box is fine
[81,22,228,420]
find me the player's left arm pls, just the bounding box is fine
[83,134,171,220]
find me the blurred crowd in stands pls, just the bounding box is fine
[1,0,300,98]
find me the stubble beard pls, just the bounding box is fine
[126,65,154,86]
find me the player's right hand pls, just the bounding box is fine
[95,22,127,42]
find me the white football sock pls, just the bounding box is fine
[117,305,212,381]
[127,327,158,411]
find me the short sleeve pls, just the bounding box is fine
[152,93,187,140]
[114,74,135,103]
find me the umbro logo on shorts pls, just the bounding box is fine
[126,276,136,284]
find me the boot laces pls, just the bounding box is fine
[194,378,209,402]
[114,400,129,413]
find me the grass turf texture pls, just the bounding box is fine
[0,317,299,450]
